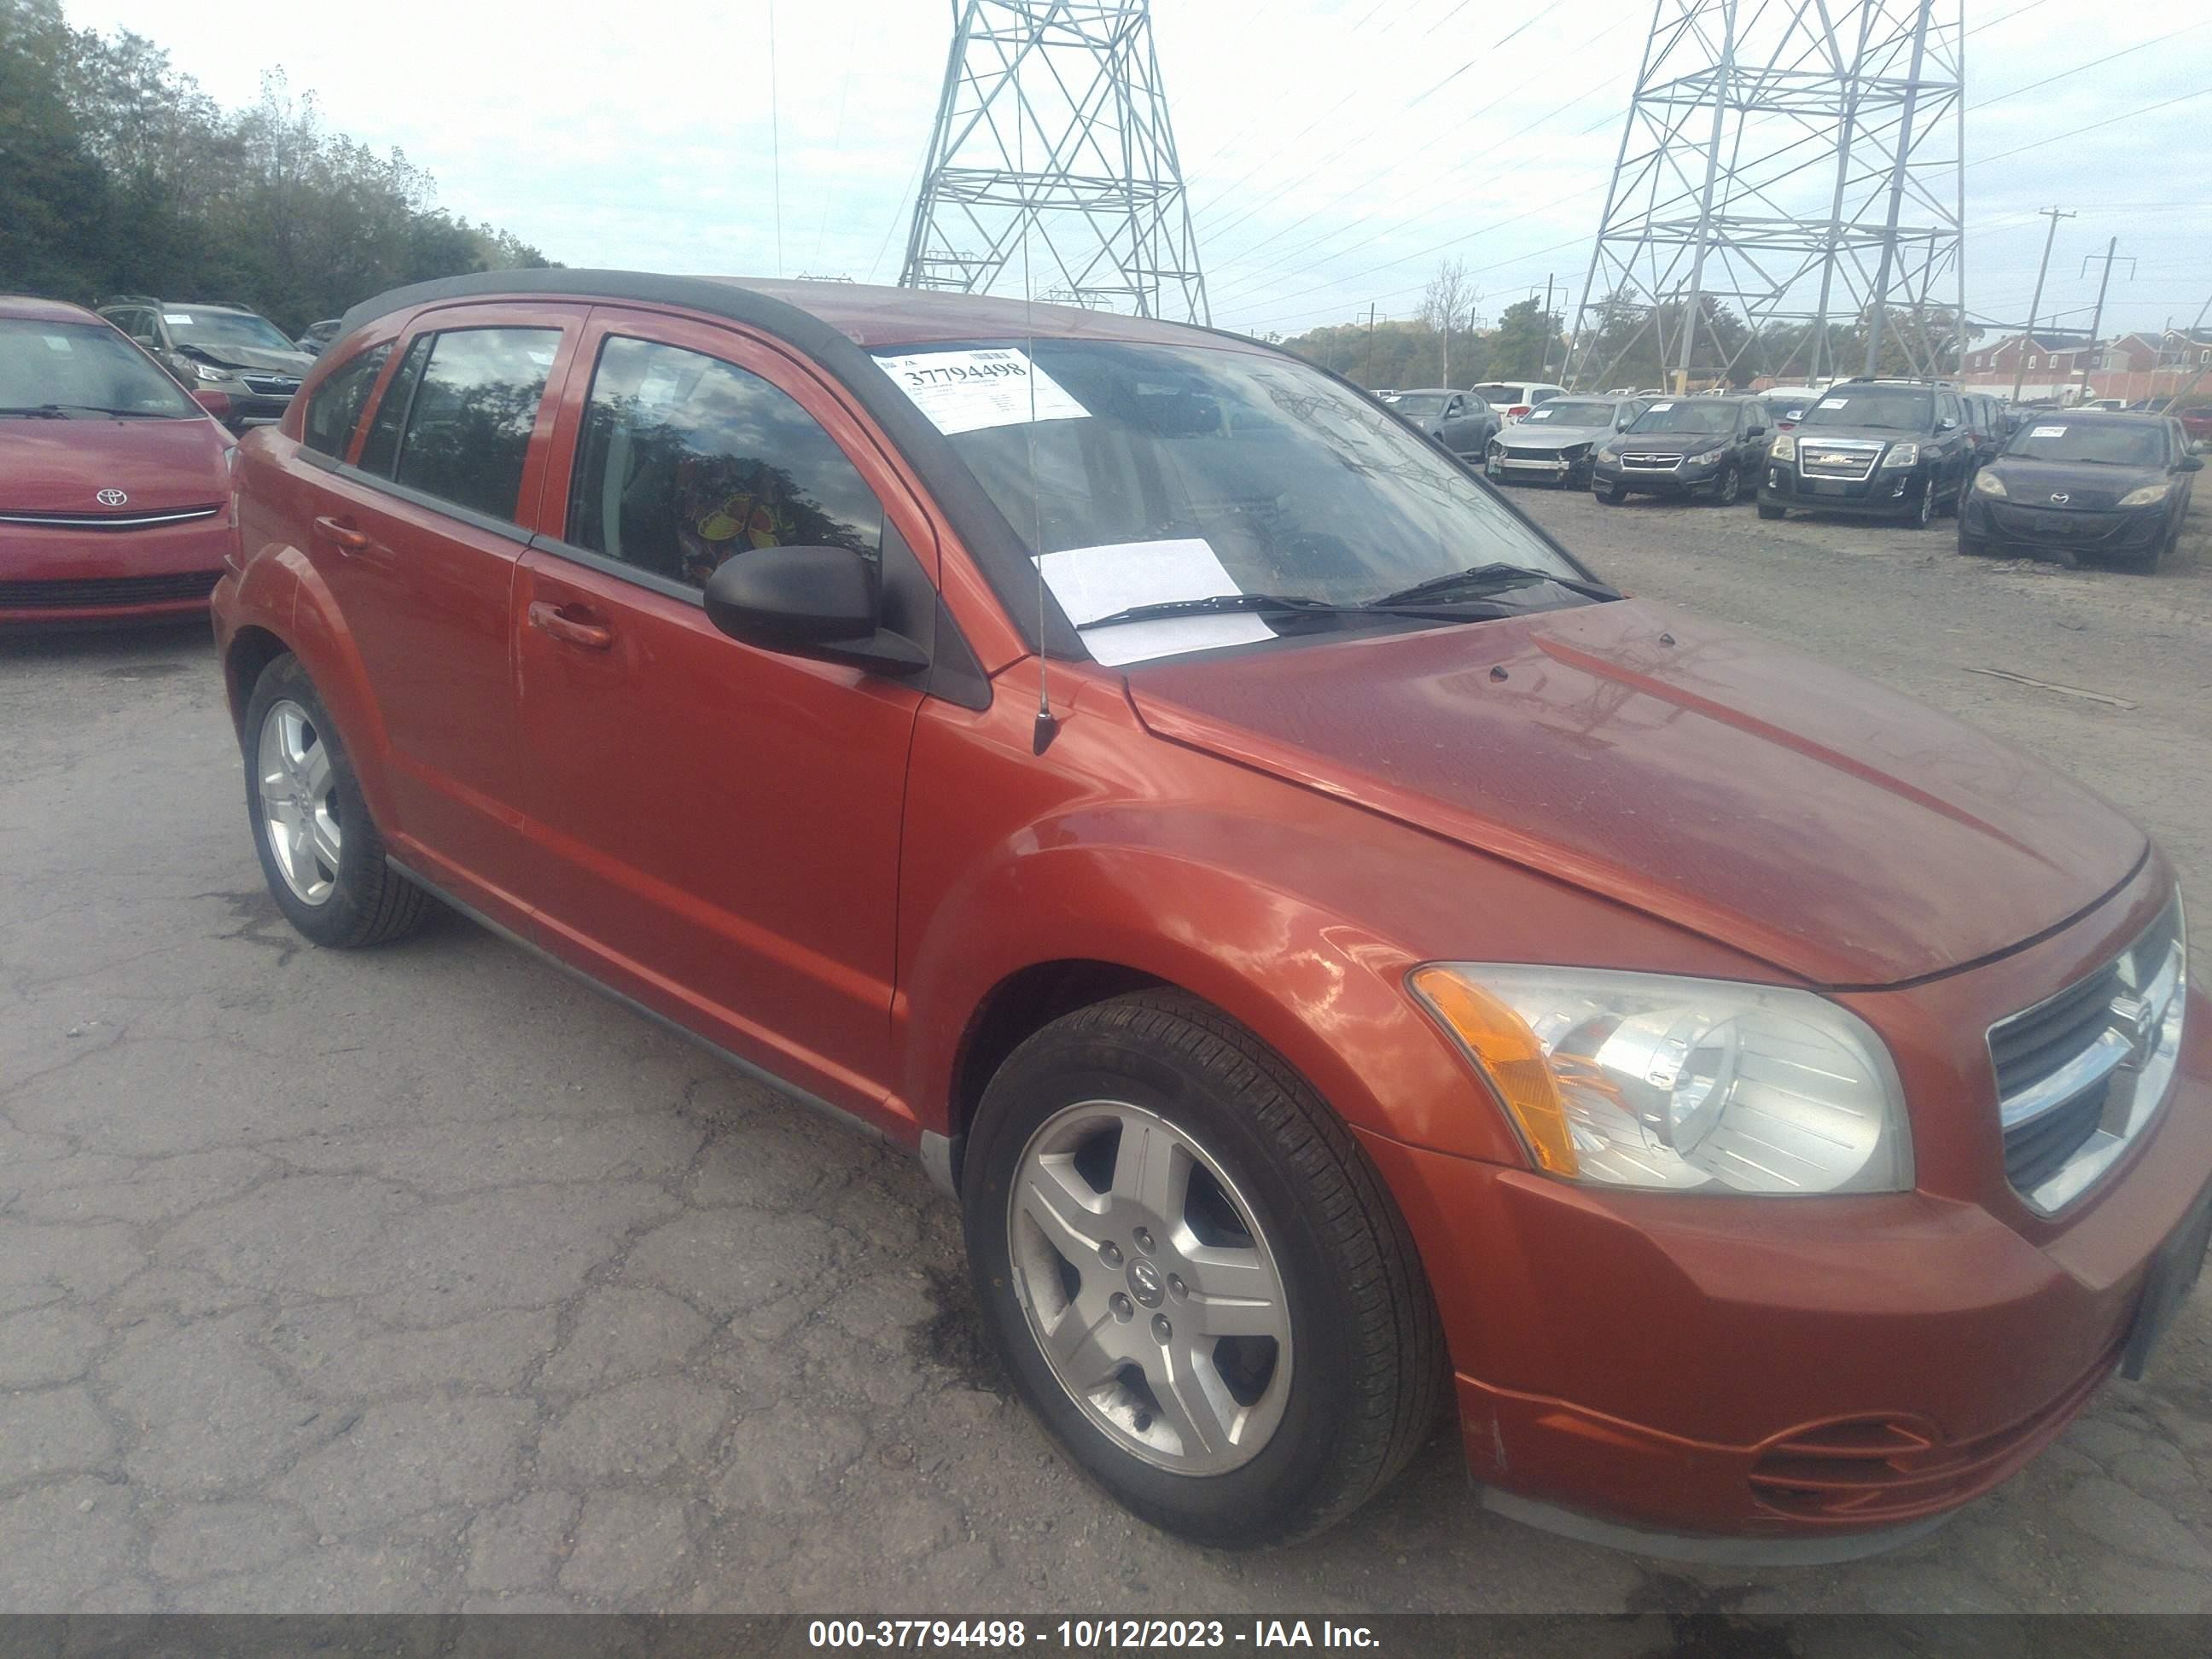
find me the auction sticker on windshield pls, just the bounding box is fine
[2031,425,2068,438]
[876,346,1088,434]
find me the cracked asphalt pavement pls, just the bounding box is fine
[2,493,2209,1615]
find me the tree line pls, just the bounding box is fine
[1273,257,1971,393]
[0,0,555,334]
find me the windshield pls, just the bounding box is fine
[1522,400,1614,427]
[1626,401,1736,435]
[2003,420,2167,467]
[1391,393,1448,416]
[1801,387,1930,432]
[0,320,199,417]
[871,339,1582,649]
[164,309,297,355]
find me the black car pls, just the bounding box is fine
[94,296,313,433]
[1757,379,1975,527]
[1589,395,1767,505]
[1958,411,2201,569]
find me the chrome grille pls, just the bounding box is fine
[1620,452,1682,472]
[0,504,223,531]
[1800,442,1881,480]
[1990,898,2187,1214]
[239,375,300,398]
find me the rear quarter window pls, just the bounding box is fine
[300,343,392,458]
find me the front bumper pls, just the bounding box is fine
[1761,464,1927,517]
[0,514,230,627]
[1489,450,1591,486]
[1592,460,1726,498]
[1359,944,2212,1549]
[1960,493,2168,555]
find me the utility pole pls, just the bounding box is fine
[1539,273,1556,381]
[1364,303,1378,388]
[2156,289,2212,416]
[2074,240,2133,402]
[2011,207,2074,405]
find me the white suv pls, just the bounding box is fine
[1470,381,1567,424]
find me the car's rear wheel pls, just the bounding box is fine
[961,991,1442,1547]
[243,655,430,949]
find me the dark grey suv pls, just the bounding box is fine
[96,296,313,432]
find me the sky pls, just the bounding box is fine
[60,0,2212,347]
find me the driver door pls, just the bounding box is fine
[514,308,932,1117]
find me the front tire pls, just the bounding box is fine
[1712,463,1743,505]
[242,654,431,949]
[1910,480,1936,529]
[1596,481,1629,505]
[1757,501,1787,521]
[962,992,1443,1547]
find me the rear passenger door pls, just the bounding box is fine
[514,307,931,1118]
[296,306,584,917]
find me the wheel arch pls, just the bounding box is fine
[223,624,292,736]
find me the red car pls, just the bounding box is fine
[213,272,2209,1557]
[1,295,236,627]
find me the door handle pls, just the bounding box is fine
[528,599,614,651]
[312,515,370,554]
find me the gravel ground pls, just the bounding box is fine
[0,491,2207,1616]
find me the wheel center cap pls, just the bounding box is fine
[1126,1258,1165,1308]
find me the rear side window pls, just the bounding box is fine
[565,335,883,590]
[301,343,391,458]
[387,328,559,522]
[359,335,431,478]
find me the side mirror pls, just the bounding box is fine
[1937,417,1958,431]
[2180,453,2204,472]
[702,545,928,677]
[1744,424,1767,439]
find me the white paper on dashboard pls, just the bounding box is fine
[875,347,1090,434]
[1038,538,1274,667]
[2030,424,2067,438]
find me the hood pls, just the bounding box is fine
[1126,599,2146,988]
[1613,431,1731,457]
[1500,423,1610,451]
[181,342,314,376]
[1982,457,2163,513]
[0,415,230,514]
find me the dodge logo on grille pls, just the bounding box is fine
[95,489,129,507]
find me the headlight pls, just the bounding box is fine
[1680,449,1718,468]
[1488,439,1504,458]
[1596,445,1620,464]
[1563,443,1590,458]
[192,362,237,384]
[1409,964,1912,1194]
[1770,434,1796,461]
[2118,482,2172,508]
[1879,442,1919,469]
[1972,469,2006,497]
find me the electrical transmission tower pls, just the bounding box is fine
[899,1,1208,323]
[1566,0,1963,393]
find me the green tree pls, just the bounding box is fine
[1488,296,1564,381]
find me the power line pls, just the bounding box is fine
[1968,85,2212,169]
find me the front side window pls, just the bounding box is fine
[301,343,392,458]
[874,339,1580,620]
[0,319,199,418]
[387,328,559,521]
[568,335,883,589]
[1802,387,1931,432]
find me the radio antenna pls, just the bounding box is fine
[1022,76,1058,757]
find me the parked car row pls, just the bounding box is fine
[1463,375,2199,572]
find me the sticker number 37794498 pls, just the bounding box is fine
[875,346,1090,435]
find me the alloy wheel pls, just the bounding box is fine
[1006,1099,1293,1474]
[256,699,341,905]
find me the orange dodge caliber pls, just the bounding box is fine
[212,272,2210,1557]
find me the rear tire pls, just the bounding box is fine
[961,991,1444,1547]
[242,654,431,949]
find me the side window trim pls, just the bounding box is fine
[325,463,538,548]
[531,532,705,606]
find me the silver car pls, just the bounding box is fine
[1483,396,1647,487]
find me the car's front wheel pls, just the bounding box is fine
[1712,463,1743,505]
[1596,480,1628,505]
[242,654,431,949]
[1757,500,1787,521]
[962,992,1442,1547]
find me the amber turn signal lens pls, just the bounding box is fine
[1410,965,1579,1176]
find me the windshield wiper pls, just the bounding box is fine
[1366,562,1620,608]
[0,403,168,418]
[0,405,73,419]
[1075,591,1517,631]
